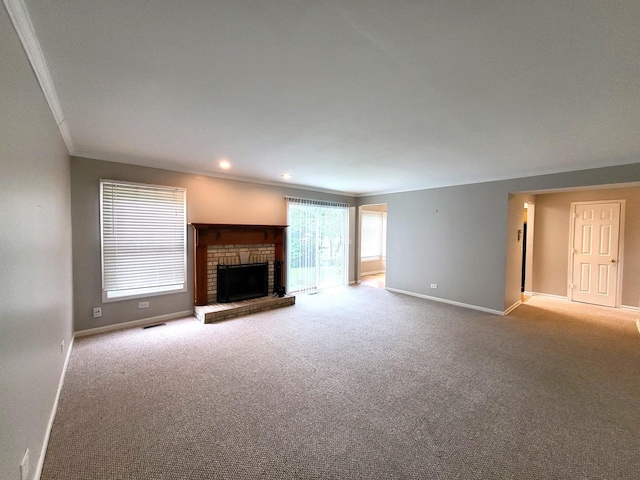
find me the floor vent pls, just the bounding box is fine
[143,323,166,330]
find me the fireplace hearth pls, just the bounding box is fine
[191,223,295,323]
[217,262,268,303]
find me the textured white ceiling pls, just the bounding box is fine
[20,0,640,195]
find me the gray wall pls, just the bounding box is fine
[71,157,356,331]
[532,185,640,306]
[359,162,640,313]
[0,5,74,480]
[371,182,511,312]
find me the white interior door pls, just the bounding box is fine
[570,202,622,307]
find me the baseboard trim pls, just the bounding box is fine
[74,310,194,337]
[504,301,522,316]
[386,288,503,316]
[34,335,74,480]
[532,293,639,312]
[361,270,385,276]
[531,292,568,300]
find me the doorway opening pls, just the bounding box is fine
[359,203,387,289]
[505,183,638,318]
[521,202,535,300]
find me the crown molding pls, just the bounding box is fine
[4,0,75,154]
[72,150,358,198]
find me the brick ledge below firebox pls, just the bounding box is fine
[194,295,296,324]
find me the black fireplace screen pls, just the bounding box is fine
[217,262,268,303]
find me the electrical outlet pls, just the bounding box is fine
[430,284,438,289]
[93,307,102,318]
[138,301,149,309]
[20,448,29,480]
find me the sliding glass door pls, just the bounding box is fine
[286,197,349,293]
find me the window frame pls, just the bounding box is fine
[285,196,349,293]
[360,210,387,262]
[100,179,187,303]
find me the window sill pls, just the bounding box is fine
[361,257,381,262]
[103,284,186,303]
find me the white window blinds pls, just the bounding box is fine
[100,180,186,302]
[286,197,349,293]
[361,211,387,260]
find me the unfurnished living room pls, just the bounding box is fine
[2,1,640,479]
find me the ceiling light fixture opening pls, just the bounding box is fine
[219,160,231,169]
[281,173,292,180]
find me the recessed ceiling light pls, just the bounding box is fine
[219,160,231,169]
[281,173,292,180]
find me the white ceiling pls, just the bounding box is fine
[17,0,640,196]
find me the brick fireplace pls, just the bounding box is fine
[190,224,288,308]
[208,243,273,303]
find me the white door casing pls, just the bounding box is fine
[568,201,624,308]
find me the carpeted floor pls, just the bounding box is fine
[41,287,640,479]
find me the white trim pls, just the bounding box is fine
[617,201,626,308]
[34,335,74,480]
[386,287,503,316]
[567,203,576,302]
[533,292,638,314]
[3,0,75,154]
[504,300,522,316]
[100,180,187,303]
[103,284,187,303]
[621,304,640,313]
[75,150,358,197]
[636,319,640,335]
[74,310,194,337]
[355,162,640,197]
[531,292,568,300]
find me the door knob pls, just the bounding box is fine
[611,259,616,263]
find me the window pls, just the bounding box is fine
[100,180,186,302]
[286,197,349,293]
[361,211,387,261]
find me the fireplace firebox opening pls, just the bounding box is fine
[217,262,269,303]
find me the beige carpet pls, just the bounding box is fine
[522,294,638,325]
[42,287,640,479]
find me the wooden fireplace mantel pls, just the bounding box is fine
[190,223,287,306]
